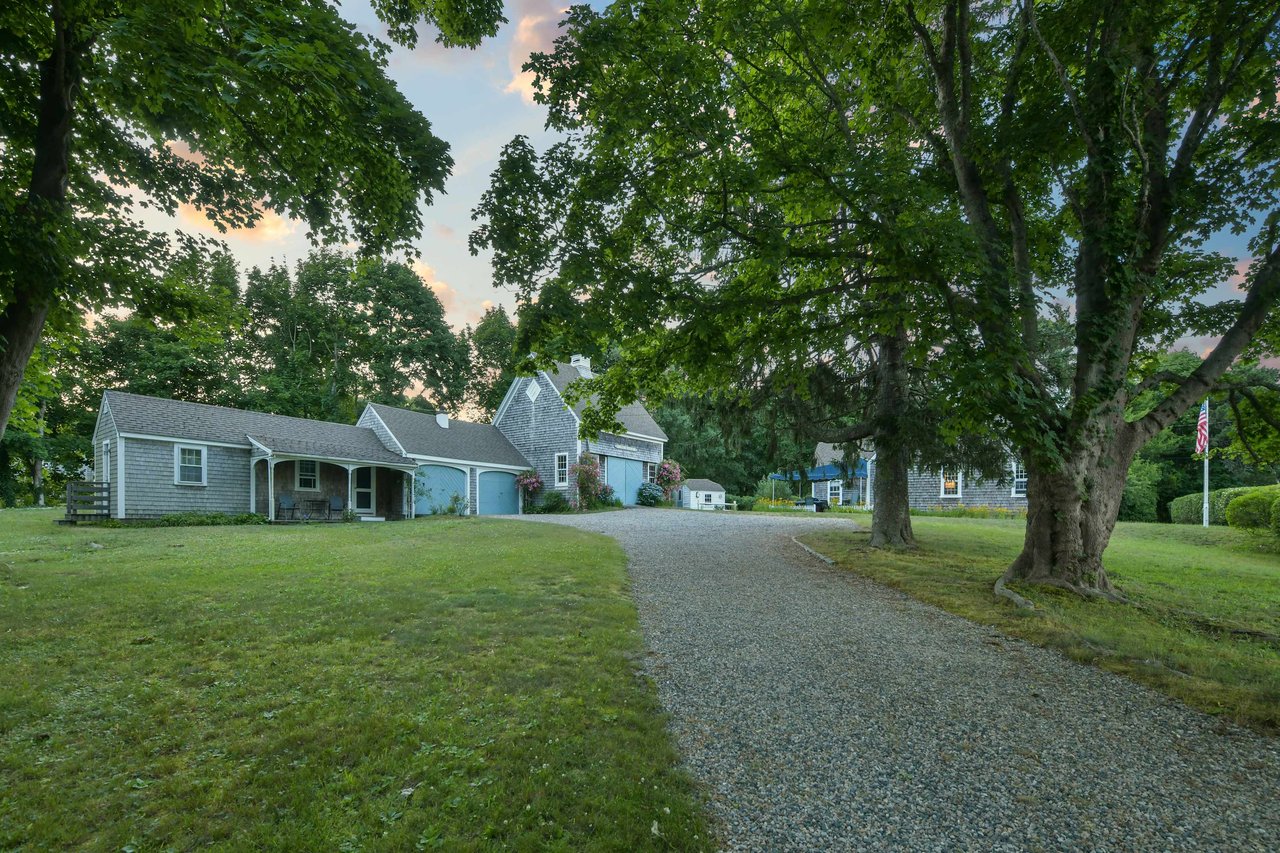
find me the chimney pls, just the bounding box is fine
[435,410,449,429]
[569,354,592,377]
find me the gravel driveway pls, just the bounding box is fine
[513,508,1279,852]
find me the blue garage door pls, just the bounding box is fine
[604,457,646,506]
[415,465,467,515]
[478,471,519,515]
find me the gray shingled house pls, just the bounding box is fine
[89,355,666,519]
[492,356,667,507]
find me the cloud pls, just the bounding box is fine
[434,222,457,240]
[503,0,568,104]
[1228,257,1254,292]
[177,203,298,244]
[412,260,460,312]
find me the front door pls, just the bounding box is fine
[354,467,376,514]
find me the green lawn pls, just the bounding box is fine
[802,517,1280,733]
[0,509,710,851]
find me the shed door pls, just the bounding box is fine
[415,465,467,515]
[604,457,645,506]
[478,471,518,515]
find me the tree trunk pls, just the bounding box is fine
[0,15,82,440]
[868,327,915,549]
[32,399,46,507]
[1001,441,1134,600]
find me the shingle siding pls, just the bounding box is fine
[123,437,251,518]
[356,408,405,455]
[92,402,117,484]
[908,468,1026,510]
[494,373,581,506]
[586,432,662,464]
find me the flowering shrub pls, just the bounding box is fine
[655,459,683,498]
[515,469,543,500]
[571,454,611,509]
[637,482,664,506]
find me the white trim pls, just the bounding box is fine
[828,482,842,505]
[353,466,376,514]
[360,405,408,456]
[406,452,527,472]
[119,431,248,449]
[622,431,666,444]
[554,452,569,487]
[940,469,962,499]
[247,435,273,456]
[174,443,208,487]
[492,374,526,426]
[116,437,126,518]
[295,459,319,491]
[1011,458,1028,498]
[644,461,657,483]
[101,440,111,482]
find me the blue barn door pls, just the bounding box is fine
[604,457,645,506]
[478,471,518,515]
[415,465,467,515]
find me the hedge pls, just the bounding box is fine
[1169,485,1279,525]
[1224,485,1280,532]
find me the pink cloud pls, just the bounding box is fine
[412,260,460,315]
[1228,257,1254,292]
[177,203,297,244]
[504,0,568,104]
[434,222,457,240]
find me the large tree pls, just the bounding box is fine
[0,0,506,438]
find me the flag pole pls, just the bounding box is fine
[1201,400,1210,528]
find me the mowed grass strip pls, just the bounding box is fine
[802,517,1280,733]
[0,509,710,851]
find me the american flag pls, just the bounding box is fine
[1195,400,1209,455]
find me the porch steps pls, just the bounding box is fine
[358,516,386,522]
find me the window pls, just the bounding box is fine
[600,456,608,480]
[555,453,569,487]
[102,441,111,482]
[703,491,712,504]
[645,462,657,483]
[296,459,319,491]
[174,444,206,486]
[828,483,842,505]
[940,469,961,498]
[1011,458,1028,497]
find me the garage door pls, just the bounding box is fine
[478,471,519,515]
[604,457,646,506]
[415,465,467,515]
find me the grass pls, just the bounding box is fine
[802,517,1280,733]
[0,509,710,851]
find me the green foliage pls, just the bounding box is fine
[467,305,519,420]
[1224,486,1280,532]
[1271,497,1280,538]
[101,511,266,528]
[727,495,756,511]
[0,510,709,848]
[755,476,792,501]
[528,491,571,514]
[1169,487,1261,525]
[915,505,1027,520]
[1118,459,1163,523]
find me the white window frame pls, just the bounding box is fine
[644,462,657,483]
[174,444,207,486]
[1011,458,1028,497]
[703,491,712,504]
[940,469,962,499]
[554,453,569,487]
[828,483,842,505]
[295,459,319,491]
[600,456,608,481]
[102,441,111,482]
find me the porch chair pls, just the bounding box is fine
[327,495,345,520]
[277,494,298,521]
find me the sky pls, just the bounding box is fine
[144,0,576,332]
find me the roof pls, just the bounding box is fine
[770,459,868,482]
[102,390,413,467]
[366,403,531,468]
[544,362,668,441]
[684,478,724,492]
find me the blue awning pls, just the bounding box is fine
[770,460,867,482]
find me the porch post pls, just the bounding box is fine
[406,471,415,519]
[249,458,256,513]
[268,459,276,522]
[347,465,354,511]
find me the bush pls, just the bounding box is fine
[103,512,267,528]
[918,504,1027,519]
[1118,459,1161,523]
[1225,486,1280,531]
[636,482,664,506]
[1169,486,1274,525]
[529,492,572,514]
[727,495,756,511]
[1271,496,1280,537]
[754,476,792,501]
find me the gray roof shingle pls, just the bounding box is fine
[366,403,531,468]
[684,478,724,492]
[543,363,668,442]
[103,391,412,466]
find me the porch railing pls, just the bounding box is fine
[64,480,111,522]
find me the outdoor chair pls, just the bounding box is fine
[277,495,297,520]
[327,495,345,520]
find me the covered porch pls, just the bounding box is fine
[247,436,419,522]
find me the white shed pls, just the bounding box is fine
[679,478,726,510]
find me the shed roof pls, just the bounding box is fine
[684,478,725,492]
[102,391,412,467]
[544,362,668,441]
[365,403,531,468]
